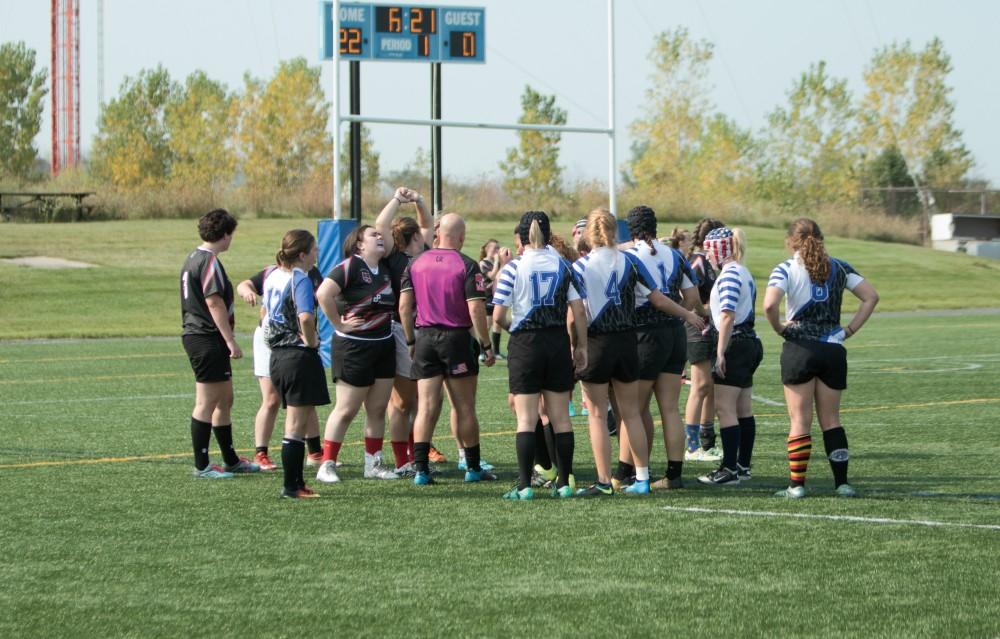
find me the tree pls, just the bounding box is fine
[338,124,381,195]
[239,58,331,192]
[499,85,567,207]
[625,28,752,210]
[91,67,178,188]
[763,61,858,205]
[0,42,48,181]
[858,38,972,188]
[165,71,237,194]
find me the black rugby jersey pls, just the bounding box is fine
[327,255,395,340]
[627,240,696,327]
[385,250,412,322]
[572,247,655,335]
[768,255,864,344]
[689,251,716,304]
[493,247,580,333]
[181,247,234,336]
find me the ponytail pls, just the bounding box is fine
[787,218,829,283]
[276,229,316,267]
[730,228,747,264]
[528,220,546,249]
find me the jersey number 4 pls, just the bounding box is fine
[529,271,558,306]
[604,271,622,306]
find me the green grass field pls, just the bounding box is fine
[2,218,1000,636]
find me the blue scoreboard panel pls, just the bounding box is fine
[321,2,484,63]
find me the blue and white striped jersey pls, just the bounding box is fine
[626,239,696,327]
[262,267,316,349]
[768,254,864,344]
[492,247,581,333]
[572,247,655,334]
[710,262,757,338]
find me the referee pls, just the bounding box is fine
[399,213,496,486]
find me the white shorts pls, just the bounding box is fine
[253,326,271,378]
[392,321,413,379]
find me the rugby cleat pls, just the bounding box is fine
[774,485,807,499]
[393,462,417,478]
[697,467,740,487]
[280,486,321,499]
[413,471,435,486]
[224,457,261,474]
[464,468,498,482]
[553,484,575,499]
[193,464,234,479]
[364,453,399,480]
[458,458,495,472]
[315,460,341,484]
[736,464,752,482]
[531,464,557,487]
[428,446,447,464]
[624,479,651,495]
[835,483,857,498]
[576,482,614,497]
[254,451,277,471]
[652,476,684,490]
[305,452,325,468]
[685,447,722,462]
[502,486,534,500]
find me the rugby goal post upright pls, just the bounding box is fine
[326,0,618,219]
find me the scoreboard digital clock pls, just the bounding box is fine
[321,2,485,63]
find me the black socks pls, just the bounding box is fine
[555,432,574,488]
[212,424,240,467]
[281,438,305,491]
[191,417,212,470]
[823,426,850,487]
[413,442,430,474]
[719,423,741,470]
[737,416,756,468]
[515,432,535,490]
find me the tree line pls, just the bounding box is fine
[0,30,980,231]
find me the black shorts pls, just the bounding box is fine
[687,340,715,365]
[713,337,763,388]
[577,331,639,385]
[780,339,848,390]
[412,326,479,379]
[182,333,232,383]
[507,328,575,395]
[331,334,396,387]
[637,323,687,379]
[270,347,330,408]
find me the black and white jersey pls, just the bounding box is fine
[572,247,654,335]
[689,251,716,304]
[710,262,757,338]
[250,265,322,327]
[385,250,412,322]
[262,267,316,349]
[492,247,581,333]
[768,254,864,344]
[626,239,696,327]
[326,255,395,340]
[180,247,234,336]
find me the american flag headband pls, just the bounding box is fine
[704,229,734,264]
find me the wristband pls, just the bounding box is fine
[481,343,493,351]
[406,338,416,346]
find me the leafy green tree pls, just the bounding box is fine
[338,124,381,195]
[165,71,236,193]
[91,66,178,188]
[763,61,857,205]
[858,38,972,188]
[499,85,567,207]
[0,42,48,181]
[239,58,331,191]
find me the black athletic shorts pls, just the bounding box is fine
[577,331,639,385]
[637,322,687,379]
[331,334,396,387]
[780,339,848,390]
[507,328,575,394]
[687,339,715,365]
[713,337,763,388]
[270,347,330,408]
[412,326,479,379]
[182,333,232,383]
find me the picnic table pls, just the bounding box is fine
[0,191,96,222]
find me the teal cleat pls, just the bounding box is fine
[464,468,498,482]
[193,464,234,479]
[835,483,857,498]
[503,486,534,500]
[457,458,495,472]
[413,471,435,486]
[552,484,574,499]
[624,479,650,495]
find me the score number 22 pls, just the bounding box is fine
[340,27,363,55]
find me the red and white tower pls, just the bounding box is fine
[51,0,81,174]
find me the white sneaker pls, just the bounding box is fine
[685,447,722,462]
[364,453,399,480]
[394,462,416,478]
[774,485,806,499]
[316,460,340,484]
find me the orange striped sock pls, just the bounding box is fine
[787,434,812,487]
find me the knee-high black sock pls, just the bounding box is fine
[464,444,482,472]
[533,419,552,469]
[542,423,558,472]
[413,442,430,474]
[491,330,502,354]
[737,416,756,468]
[612,460,635,481]
[719,423,741,470]
[191,417,212,470]
[515,432,535,490]
[555,432,575,488]
[281,438,304,492]
[822,427,850,487]
[666,460,683,480]
[212,424,240,466]
[306,436,322,456]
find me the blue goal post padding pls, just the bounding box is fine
[616,218,629,243]
[316,218,357,367]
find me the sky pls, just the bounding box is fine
[2,0,998,186]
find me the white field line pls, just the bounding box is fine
[662,505,1000,532]
[751,394,784,406]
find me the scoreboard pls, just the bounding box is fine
[321,2,485,63]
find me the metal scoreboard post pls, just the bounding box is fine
[321,3,485,63]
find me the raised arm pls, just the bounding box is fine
[374,187,412,256]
